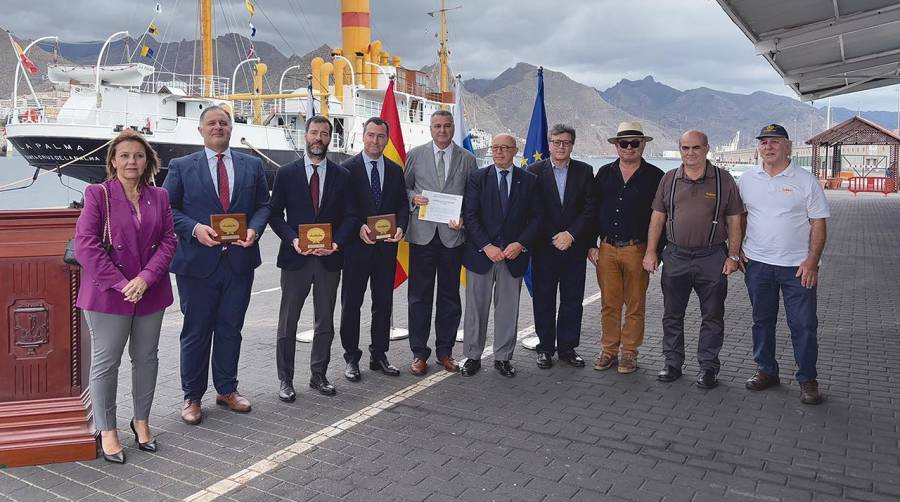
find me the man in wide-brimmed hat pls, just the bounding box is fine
[589,122,664,374]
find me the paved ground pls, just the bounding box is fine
[2,190,899,502]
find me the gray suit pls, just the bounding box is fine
[404,141,477,361]
[404,142,477,247]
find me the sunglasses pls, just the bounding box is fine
[617,140,642,149]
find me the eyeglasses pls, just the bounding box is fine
[617,140,642,149]
[550,139,573,148]
[490,145,515,152]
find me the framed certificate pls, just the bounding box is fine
[417,190,463,224]
[299,223,333,251]
[210,213,247,243]
[367,214,397,241]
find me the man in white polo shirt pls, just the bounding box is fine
[738,124,830,405]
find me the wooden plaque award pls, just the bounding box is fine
[299,223,333,251]
[210,213,248,243]
[367,214,397,241]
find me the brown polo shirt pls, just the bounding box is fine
[651,161,744,249]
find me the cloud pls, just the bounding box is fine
[7,0,898,110]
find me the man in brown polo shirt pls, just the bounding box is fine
[643,130,744,389]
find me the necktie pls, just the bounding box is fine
[216,153,230,211]
[499,169,509,216]
[310,164,320,216]
[436,150,446,188]
[370,160,382,208]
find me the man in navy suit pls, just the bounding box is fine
[527,124,595,369]
[460,134,540,378]
[163,105,271,425]
[339,117,409,382]
[269,116,354,399]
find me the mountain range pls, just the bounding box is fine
[4,30,899,154]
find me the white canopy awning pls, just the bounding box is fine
[717,0,900,101]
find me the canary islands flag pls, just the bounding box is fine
[452,76,474,154]
[522,66,548,295]
[379,80,410,288]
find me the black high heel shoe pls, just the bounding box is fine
[130,419,158,453]
[97,435,126,464]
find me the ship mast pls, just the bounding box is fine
[439,0,449,98]
[200,0,214,97]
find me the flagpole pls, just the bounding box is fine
[9,34,57,121]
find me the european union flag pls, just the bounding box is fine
[522,66,548,167]
[522,66,549,295]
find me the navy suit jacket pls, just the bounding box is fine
[463,165,540,278]
[163,149,271,278]
[526,158,595,260]
[341,153,410,263]
[268,158,354,272]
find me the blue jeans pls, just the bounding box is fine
[744,260,819,382]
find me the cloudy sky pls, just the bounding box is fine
[8,0,900,111]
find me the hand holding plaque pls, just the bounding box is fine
[367,214,397,242]
[299,223,333,253]
[210,213,248,244]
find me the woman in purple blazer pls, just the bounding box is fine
[74,130,176,464]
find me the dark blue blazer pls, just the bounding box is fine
[268,158,354,272]
[163,149,271,278]
[526,158,595,259]
[463,165,540,278]
[341,154,410,262]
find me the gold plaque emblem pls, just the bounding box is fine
[219,217,240,235]
[307,227,326,244]
[374,218,391,234]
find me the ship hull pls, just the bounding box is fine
[6,136,349,188]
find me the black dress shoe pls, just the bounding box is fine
[130,419,157,453]
[494,360,517,377]
[279,381,296,402]
[344,362,361,382]
[460,358,481,377]
[309,373,336,396]
[696,370,718,389]
[536,352,553,369]
[98,438,126,464]
[559,351,585,368]
[369,359,401,376]
[656,365,683,382]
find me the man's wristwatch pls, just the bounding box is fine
[728,255,741,262]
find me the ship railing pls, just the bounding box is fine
[354,96,413,124]
[22,103,188,132]
[141,72,230,98]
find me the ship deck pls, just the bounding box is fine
[1,190,898,502]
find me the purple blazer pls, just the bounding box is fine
[75,179,176,316]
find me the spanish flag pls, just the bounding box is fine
[147,23,160,39]
[379,80,409,288]
[8,33,39,74]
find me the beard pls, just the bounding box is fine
[306,140,328,157]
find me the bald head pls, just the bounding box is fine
[490,133,518,169]
[678,130,710,171]
[679,130,708,147]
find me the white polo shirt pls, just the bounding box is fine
[738,162,830,267]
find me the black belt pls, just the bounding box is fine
[601,237,645,247]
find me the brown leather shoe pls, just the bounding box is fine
[618,352,638,374]
[437,355,459,372]
[745,369,780,391]
[799,379,824,405]
[215,392,252,413]
[181,399,202,425]
[410,357,428,376]
[593,352,617,371]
